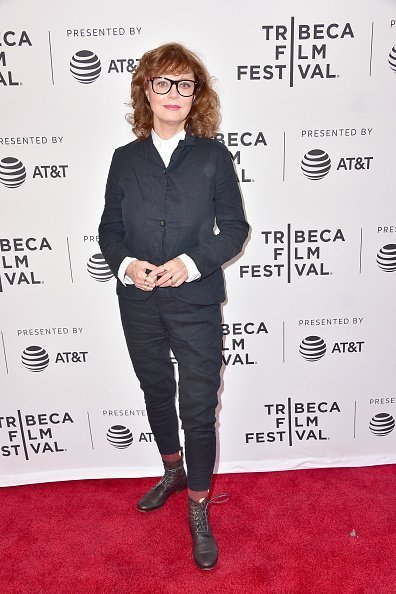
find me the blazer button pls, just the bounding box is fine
[160,219,166,226]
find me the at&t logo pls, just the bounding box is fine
[299,336,326,361]
[106,425,133,448]
[22,346,49,372]
[369,413,395,436]
[301,149,373,179]
[106,425,154,448]
[70,50,140,83]
[70,50,101,83]
[301,149,330,180]
[20,345,88,371]
[0,157,26,188]
[388,45,396,73]
[0,156,68,188]
[299,335,364,360]
[87,253,112,281]
[376,244,396,272]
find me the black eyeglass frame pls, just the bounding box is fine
[148,77,199,97]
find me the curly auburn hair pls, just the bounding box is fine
[126,43,220,140]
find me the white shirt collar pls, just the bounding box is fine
[151,128,186,151]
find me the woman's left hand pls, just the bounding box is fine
[153,257,188,287]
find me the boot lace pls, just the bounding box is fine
[193,493,230,534]
[155,464,183,489]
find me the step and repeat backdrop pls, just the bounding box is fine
[1,0,395,486]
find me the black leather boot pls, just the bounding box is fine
[137,453,187,512]
[188,493,229,570]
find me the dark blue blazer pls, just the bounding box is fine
[98,134,249,305]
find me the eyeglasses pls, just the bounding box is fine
[148,77,198,97]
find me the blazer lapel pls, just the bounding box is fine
[142,134,166,167]
[168,134,196,169]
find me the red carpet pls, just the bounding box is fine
[1,465,395,593]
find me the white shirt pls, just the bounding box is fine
[117,129,201,286]
[152,128,185,167]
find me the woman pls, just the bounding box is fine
[99,42,249,570]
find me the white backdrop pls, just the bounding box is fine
[1,0,395,487]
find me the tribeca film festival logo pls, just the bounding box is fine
[237,20,354,86]
[216,131,267,183]
[69,50,140,83]
[240,226,346,283]
[222,321,268,366]
[0,30,32,87]
[245,399,340,446]
[301,149,373,179]
[0,156,68,189]
[0,237,51,293]
[0,411,72,459]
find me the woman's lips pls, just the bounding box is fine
[163,105,181,110]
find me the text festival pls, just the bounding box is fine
[246,401,341,445]
[0,412,72,457]
[237,21,354,84]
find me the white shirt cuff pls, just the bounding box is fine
[118,257,136,286]
[179,253,201,282]
[118,254,201,285]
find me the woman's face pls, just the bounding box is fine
[146,71,195,136]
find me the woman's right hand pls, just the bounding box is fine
[126,260,157,291]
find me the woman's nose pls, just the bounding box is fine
[168,83,178,98]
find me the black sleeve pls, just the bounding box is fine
[186,145,249,279]
[98,149,131,277]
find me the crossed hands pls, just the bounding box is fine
[125,258,188,292]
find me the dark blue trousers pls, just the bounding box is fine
[118,288,222,491]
